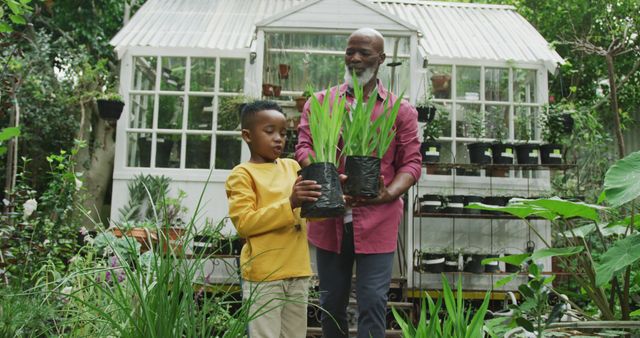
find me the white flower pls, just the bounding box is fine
[43,239,50,246]
[61,286,73,295]
[23,199,38,218]
[75,177,82,191]
[2,199,9,206]
[79,226,88,235]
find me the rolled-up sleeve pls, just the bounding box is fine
[393,101,422,181]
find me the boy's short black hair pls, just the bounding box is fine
[240,100,284,129]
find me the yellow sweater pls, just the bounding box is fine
[225,158,311,282]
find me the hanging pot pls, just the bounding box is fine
[421,140,441,164]
[491,143,515,165]
[540,144,563,164]
[295,97,308,112]
[300,162,345,218]
[467,142,492,164]
[278,64,291,80]
[97,99,124,120]
[272,85,282,97]
[344,156,381,198]
[515,143,540,165]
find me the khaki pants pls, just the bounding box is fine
[242,277,310,338]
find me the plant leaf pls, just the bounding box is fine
[601,150,640,207]
[521,197,605,221]
[595,233,640,286]
[0,127,20,141]
[530,246,583,261]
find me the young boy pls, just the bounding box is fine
[225,100,321,338]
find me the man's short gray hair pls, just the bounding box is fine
[350,28,385,42]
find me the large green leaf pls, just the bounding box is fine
[0,127,20,141]
[465,202,556,220]
[601,150,640,207]
[562,222,627,238]
[530,246,583,261]
[522,197,605,222]
[595,233,640,286]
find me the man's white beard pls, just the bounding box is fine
[344,65,375,88]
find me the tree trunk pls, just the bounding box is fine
[75,101,115,229]
[605,53,626,159]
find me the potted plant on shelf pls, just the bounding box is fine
[540,104,570,164]
[465,108,492,164]
[418,194,443,214]
[342,76,401,198]
[295,85,314,113]
[514,111,540,165]
[97,92,125,121]
[418,249,445,273]
[299,86,346,218]
[488,113,515,165]
[463,248,486,274]
[421,106,449,166]
[444,248,460,272]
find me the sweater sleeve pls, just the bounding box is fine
[225,168,297,238]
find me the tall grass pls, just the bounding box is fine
[308,87,346,166]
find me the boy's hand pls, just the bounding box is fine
[290,176,322,209]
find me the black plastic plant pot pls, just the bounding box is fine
[421,141,441,164]
[505,262,521,273]
[540,144,563,164]
[443,195,465,214]
[481,196,509,215]
[417,105,437,122]
[561,113,574,133]
[467,142,492,164]
[463,195,483,214]
[463,254,487,273]
[491,143,515,165]
[344,156,381,198]
[444,255,459,272]
[97,99,125,120]
[515,144,540,165]
[484,254,500,273]
[300,162,345,218]
[421,253,445,273]
[419,194,442,213]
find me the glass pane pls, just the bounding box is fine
[513,69,537,103]
[217,96,243,131]
[485,68,509,102]
[515,106,539,141]
[456,66,481,101]
[132,56,157,91]
[219,58,245,93]
[378,57,411,96]
[427,65,452,99]
[215,135,242,169]
[485,105,510,140]
[158,95,184,129]
[456,103,482,138]
[160,57,186,91]
[186,135,211,169]
[129,94,154,129]
[266,32,349,53]
[188,96,214,130]
[127,132,151,167]
[190,57,216,92]
[266,52,344,93]
[156,134,181,168]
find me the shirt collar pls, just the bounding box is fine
[340,79,388,101]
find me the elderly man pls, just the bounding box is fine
[295,28,421,338]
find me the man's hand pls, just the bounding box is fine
[343,175,394,207]
[290,176,322,209]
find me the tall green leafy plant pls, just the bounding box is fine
[341,76,402,158]
[307,87,346,166]
[392,274,490,338]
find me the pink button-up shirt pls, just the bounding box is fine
[295,81,422,254]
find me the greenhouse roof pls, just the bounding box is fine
[110,0,563,70]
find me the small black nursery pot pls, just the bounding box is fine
[491,143,515,165]
[421,252,445,273]
[463,195,483,214]
[419,194,443,213]
[421,141,441,164]
[300,162,345,218]
[467,142,492,164]
[443,195,465,214]
[540,144,563,164]
[463,254,487,274]
[484,254,500,273]
[344,156,381,198]
[515,143,540,165]
[417,105,437,123]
